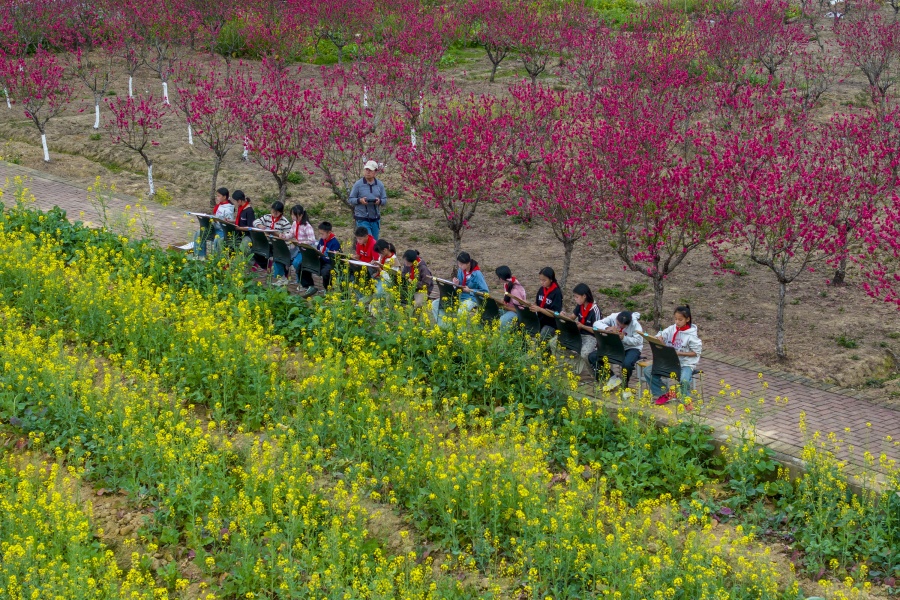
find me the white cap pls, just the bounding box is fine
[364,160,378,171]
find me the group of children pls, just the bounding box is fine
[192,194,702,404]
[422,251,703,405]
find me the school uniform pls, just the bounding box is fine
[535,282,563,338]
[573,302,602,374]
[589,311,644,385]
[236,204,256,254]
[374,253,396,296]
[193,200,234,258]
[401,256,435,306]
[644,323,703,399]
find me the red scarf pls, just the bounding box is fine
[213,200,230,216]
[461,264,480,287]
[379,252,394,266]
[671,323,691,347]
[577,302,594,325]
[291,221,300,240]
[321,232,335,249]
[408,257,420,282]
[539,282,558,308]
[234,203,246,224]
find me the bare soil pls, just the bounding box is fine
[1,40,898,406]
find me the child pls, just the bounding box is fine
[233,190,255,253]
[432,251,489,323]
[353,226,378,264]
[568,283,602,374]
[300,221,341,294]
[251,201,292,271]
[373,239,397,296]
[530,267,563,338]
[589,310,644,389]
[495,266,526,329]
[273,204,315,286]
[646,305,702,405]
[193,187,232,258]
[400,249,434,306]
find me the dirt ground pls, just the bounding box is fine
[1,34,898,405]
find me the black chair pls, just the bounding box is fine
[513,305,543,336]
[477,295,501,324]
[220,222,240,251]
[593,330,626,366]
[554,316,583,353]
[249,230,273,274]
[643,340,704,398]
[270,237,292,280]
[435,279,458,311]
[194,215,214,253]
[298,245,326,278]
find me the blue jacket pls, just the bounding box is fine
[316,234,342,264]
[348,177,388,222]
[457,266,489,303]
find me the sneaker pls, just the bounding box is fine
[300,286,317,298]
[602,375,622,392]
[622,390,634,401]
[654,395,671,405]
[272,276,289,287]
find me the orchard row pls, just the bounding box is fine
[1,0,899,358]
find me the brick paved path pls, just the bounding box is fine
[4,162,899,475]
[0,162,195,248]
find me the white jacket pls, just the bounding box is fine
[656,324,702,369]
[593,312,644,352]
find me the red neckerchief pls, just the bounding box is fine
[462,264,480,287]
[234,203,245,224]
[291,221,300,239]
[539,282,558,308]
[379,252,394,266]
[671,323,690,346]
[408,257,420,282]
[321,232,335,249]
[213,200,229,216]
[578,302,594,324]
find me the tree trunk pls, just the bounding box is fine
[162,81,169,105]
[652,275,665,331]
[410,127,417,149]
[4,88,10,109]
[831,254,848,286]
[93,102,101,129]
[489,62,499,83]
[560,239,575,300]
[187,123,193,145]
[530,73,538,87]
[337,45,344,64]
[40,133,50,162]
[276,174,288,203]
[128,76,133,98]
[452,228,462,255]
[147,161,155,197]
[209,154,222,207]
[776,279,787,360]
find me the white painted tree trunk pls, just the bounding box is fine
[410,127,417,149]
[363,86,368,109]
[162,82,169,104]
[187,123,193,145]
[40,134,50,162]
[147,163,155,196]
[4,88,10,109]
[128,76,133,98]
[242,138,249,161]
[93,103,100,129]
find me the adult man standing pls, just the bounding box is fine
[348,160,388,240]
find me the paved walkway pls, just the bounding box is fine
[0,162,195,248]
[3,162,898,478]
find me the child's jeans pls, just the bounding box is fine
[645,365,694,398]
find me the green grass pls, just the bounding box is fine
[286,171,305,185]
[88,133,102,141]
[99,160,124,174]
[836,335,858,350]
